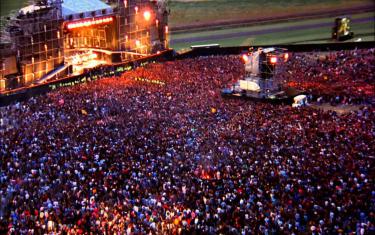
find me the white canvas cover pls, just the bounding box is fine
[239,80,261,92]
[62,0,112,17]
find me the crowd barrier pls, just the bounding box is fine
[1,41,373,106]
[175,41,374,59]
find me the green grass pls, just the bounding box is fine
[171,12,374,39]
[1,0,373,51]
[169,0,374,27]
[1,0,373,23]
[0,0,29,18]
[170,17,375,50]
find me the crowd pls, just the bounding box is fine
[281,48,375,104]
[0,50,374,234]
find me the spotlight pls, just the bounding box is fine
[143,11,151,21]
[270,57,277,64]
[242,54,249,63]
[284,53,289,61]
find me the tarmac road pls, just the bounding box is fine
[170,16,374,45]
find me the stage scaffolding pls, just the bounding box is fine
[0,0,169,91]
[1,1,64,87]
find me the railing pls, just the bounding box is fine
[175,41,374,59]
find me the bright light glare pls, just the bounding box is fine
[67,16,113,30]
[270,57,277,64]
[242,54,249,63]
[89,53,98,60]
[143,11,151,21]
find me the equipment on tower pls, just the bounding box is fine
[221,47,303,103]
[332,17,354,41]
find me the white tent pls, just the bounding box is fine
[239,80,261,92]
[62,0,113,19]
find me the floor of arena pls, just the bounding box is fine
[1,48,374,234]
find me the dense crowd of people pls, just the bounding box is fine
[282,48,375,104]
[0,50,374,234]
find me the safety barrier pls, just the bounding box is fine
[175,41,374,59]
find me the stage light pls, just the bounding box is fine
[270,57,277,64]
[143,11,151,21]
[242,54,249,63]
[89,53,98,60]
[66,16,113,30]
[284,53,289,61]
[135,40,141,47]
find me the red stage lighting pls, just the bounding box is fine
[143,11,151,21]
[66,16,113,30]
[270,57,277,64]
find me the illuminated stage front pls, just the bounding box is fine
[66,16,114,30]
[64,16,117,51]
[0,0,169,90]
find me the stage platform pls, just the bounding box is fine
[221,87,304,104]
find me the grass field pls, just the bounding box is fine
[169,0,374,27]
[1,0,374,22]
[1,0,374,50]
[0,0,30,18]
[170,12,375,50]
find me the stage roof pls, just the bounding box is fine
[62,0,112,17]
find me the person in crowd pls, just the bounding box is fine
[282,48,375,105]
[0,51,374,234]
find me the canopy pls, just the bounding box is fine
[294,95,307,102]
[62,0,112,17]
